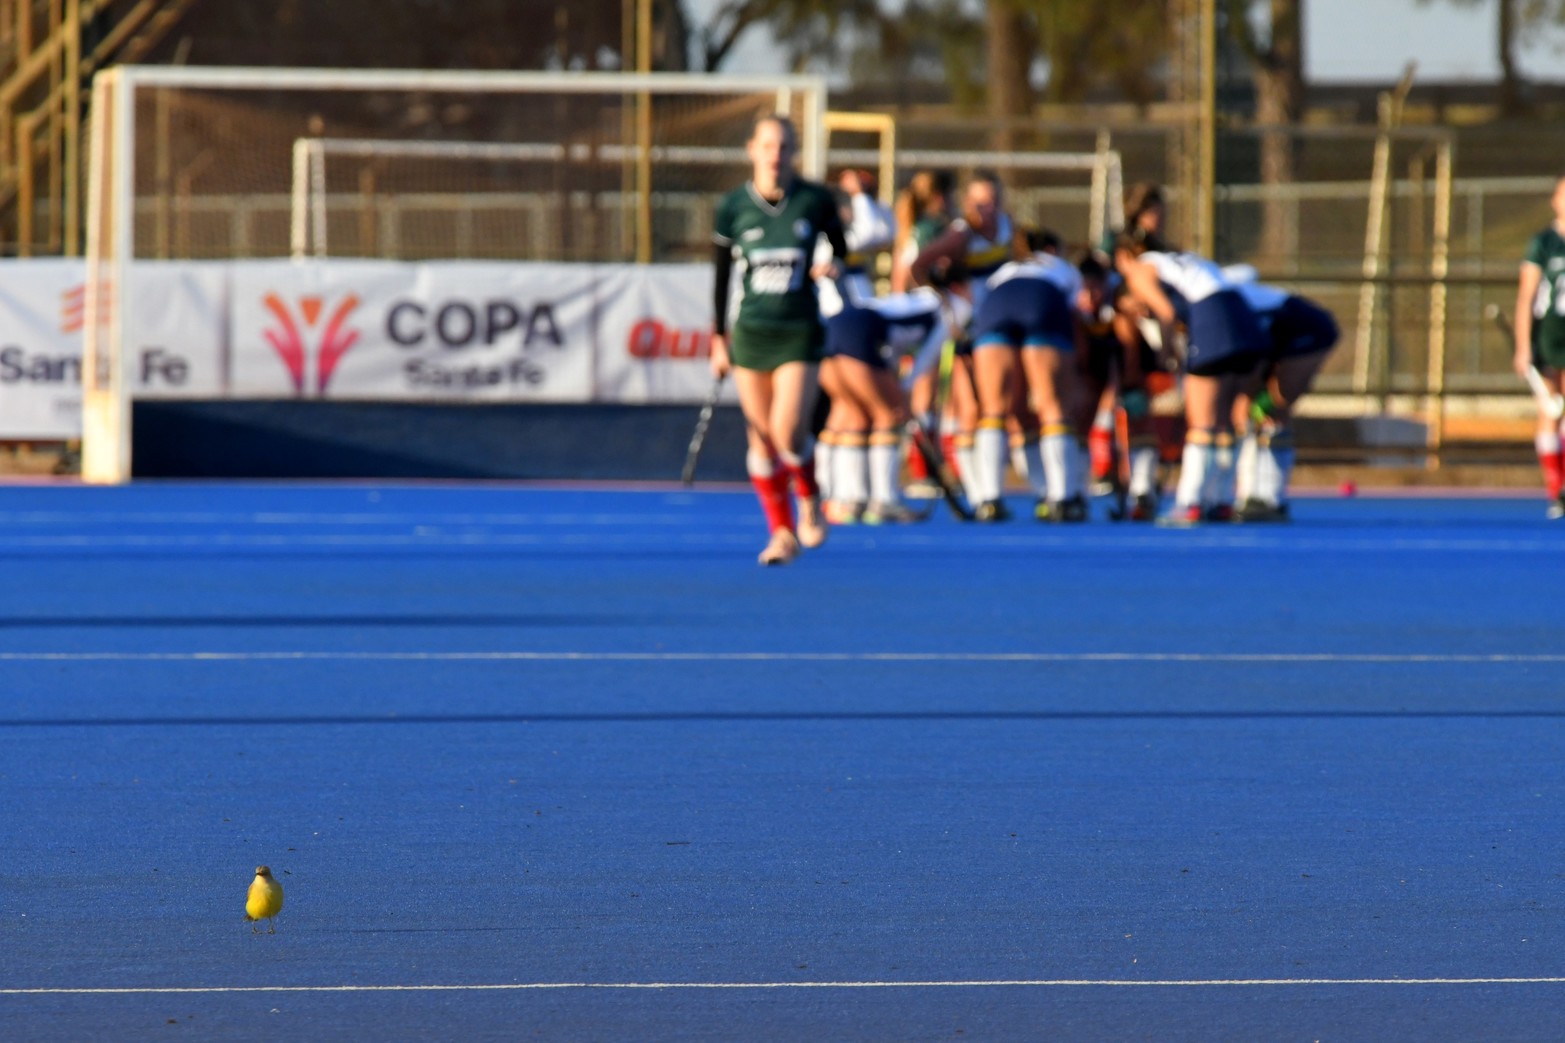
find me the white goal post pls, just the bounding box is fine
[82,66,829,483]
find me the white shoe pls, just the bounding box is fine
[758,528,800,566]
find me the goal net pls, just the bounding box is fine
[82,66,828,482]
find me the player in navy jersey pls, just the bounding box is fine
[1228,278,1339,522]
[711,114,848,565]
[966,238,1088,521]
[818,288,969,524]
[1115,234,1270,525]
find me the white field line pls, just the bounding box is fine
[0,651,1560,663]
[6,977,1565,995]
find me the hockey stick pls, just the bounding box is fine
[1526,365,1565,422]
[887,296,972,521]
[680,375,725,486]
[909,300,978,522]
[904,410,973,522]
[1488,305,1565,420]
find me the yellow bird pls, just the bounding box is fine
[245,865,284,933]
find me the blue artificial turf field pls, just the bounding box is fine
[2,482,1563,1041]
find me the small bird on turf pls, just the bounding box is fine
[246,865,284,933]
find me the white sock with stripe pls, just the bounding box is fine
[868,430,901,506]
[1175,429,1213,510]
[1042,424,1072,503]
[976,420,1008,504]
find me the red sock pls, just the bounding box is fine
[906,440,930,480]
[1089,426,1115,482]
[751,468,794,533]
[940,432,958,473]
[1543,451,1564,499]
[781,454,820,501]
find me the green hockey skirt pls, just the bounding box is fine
[729,318,824,372]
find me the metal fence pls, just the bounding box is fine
[129,172,1553,401]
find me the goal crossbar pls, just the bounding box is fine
[92,65,828,95]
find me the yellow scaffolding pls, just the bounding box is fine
[0,0,198,255]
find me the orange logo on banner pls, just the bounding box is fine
[261,293,361,393]
[62,285,84,333]
[61,282,113,333]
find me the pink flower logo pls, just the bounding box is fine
[261,293,361,393]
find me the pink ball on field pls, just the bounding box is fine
[1339,480,1358,497]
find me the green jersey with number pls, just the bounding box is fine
[713,180,842,330]
[1525,226,1565,365]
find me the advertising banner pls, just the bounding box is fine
[228,261,603,401]
[0,259,228,438]
[593,263,735,406]
[126,262,228,399]
[0,258,738,438]
[0,259,86,438]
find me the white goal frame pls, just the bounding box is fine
[82,66,828,483]
[290,138,576,260]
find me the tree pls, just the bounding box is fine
[1037,0,1164,107]
[983,1,1036,150]
[696,0,881,72]
[1227,0,1307,261]
[1423,0,1565,115]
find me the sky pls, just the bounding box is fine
[685,0,1565,85]
[1307,0,1564,82]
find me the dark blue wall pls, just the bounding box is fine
[132,401,751,481]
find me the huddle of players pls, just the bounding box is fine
[813,174,1340,527]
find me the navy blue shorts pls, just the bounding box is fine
[823,307,890,369]
[970,278,1074,353]
[1184,289,1270,377]
[1266,295,1338,359]
[824,305,940,371]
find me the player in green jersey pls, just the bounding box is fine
[891,170,954,294]
[1515,174,1565,518]
[890,170,955,498]
[711,114,848,564]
